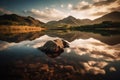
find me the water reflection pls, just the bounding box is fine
[0,30,120,45]
[0,29,120,80]
[0,36,120,80]
[0,31,45,42]
[45,30,120,45]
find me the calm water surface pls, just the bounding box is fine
[0,30,120,80]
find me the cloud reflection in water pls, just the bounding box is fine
[0,35,120,75]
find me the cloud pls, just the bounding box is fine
[92,0,120,16]
[22,0,119,21]
[109,6,120,11]
[71,0,120,19]
[61,4,64,8]
[72,1,91,11]
[91,11,108,16]
[93,0,116,6]
[0,8,12,15]
[24,8,68,22]
[93,0,107,2]
[68,4,73,9]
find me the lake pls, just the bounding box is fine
[0,29,120,80]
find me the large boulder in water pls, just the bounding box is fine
[38,39,69,57]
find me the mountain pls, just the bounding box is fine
[60,16,92,25]
[46,11,120,29]
[93,11,120,24]
[59,16,81,26]
[46,16,92,29]
[1,11,120,29]
[0,14,44,27]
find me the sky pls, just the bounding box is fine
[0,0,120,22]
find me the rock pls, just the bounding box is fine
[38,39,69,57]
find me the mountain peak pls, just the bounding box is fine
[64,16,77,20]
[67,15,75,18]
[61,16,77,22]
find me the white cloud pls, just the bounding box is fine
[61,4,64,8]
[45,7,49,9]
[79,1,89,5]
[24,8,68,22]
[0,8,12,15]
[68,4,73,9]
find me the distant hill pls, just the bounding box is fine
[0,14,44,27]
[70,21,120,36]
[93,11,120,24]
[46,11,120,29]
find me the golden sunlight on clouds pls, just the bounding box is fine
[93,0,107,2]
[23,0,120,22]
[24,8,68,22]
[71,0,120,19]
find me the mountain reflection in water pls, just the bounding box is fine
[0,30,120,80]
[0,30,120,45]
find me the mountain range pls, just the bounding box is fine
[46,16,92,27]
[46,11,120,28]
[0,11,120,28]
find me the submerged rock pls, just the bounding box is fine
[38,39,69,57]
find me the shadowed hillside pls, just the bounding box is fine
[70,21,120,36]
[0,14,44,27]
[0,14,46,33]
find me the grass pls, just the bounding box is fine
[0,25,46,34]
